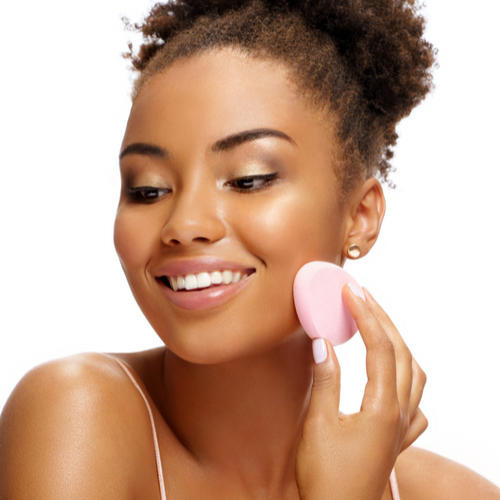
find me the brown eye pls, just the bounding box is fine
[142,188,161,200]
[229,173,279,192]
[127,186,171,202]
[236,178,258,189]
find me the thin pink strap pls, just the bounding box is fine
[389,468,402,500]
[107,356,400,500]
[108,356,167,500]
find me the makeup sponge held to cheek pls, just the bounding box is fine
[293,261,364,346]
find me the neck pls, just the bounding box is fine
[160,332,312,495]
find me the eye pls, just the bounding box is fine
[228,173,279,192]
[126,186,172,203]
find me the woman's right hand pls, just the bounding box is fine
[295,286,428,500]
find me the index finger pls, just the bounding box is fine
[343,284,398,412]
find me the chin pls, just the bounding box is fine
[158,319,304,366]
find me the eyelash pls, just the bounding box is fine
[126,172,279,202]
[227,172,279,192]
[126,186,172,203]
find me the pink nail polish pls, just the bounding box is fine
[312,338,327,364]
[348,282,365,300]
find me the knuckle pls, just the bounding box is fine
[312,368,339,392]
[398,348,413,366]
[421,412,429,432]
[413,364,427,388]
[303,413,331,438]
[367,334,395,355]
[422,413,429,432]
[377,338,396,357]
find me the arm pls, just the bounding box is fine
[396,446,500,500]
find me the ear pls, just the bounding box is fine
[342,177,386,259]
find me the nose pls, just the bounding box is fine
[161,178,226,247]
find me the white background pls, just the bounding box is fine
[1,0,499,487]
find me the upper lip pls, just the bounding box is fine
[154,258,256,278]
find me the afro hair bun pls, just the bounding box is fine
[128,0,435,122]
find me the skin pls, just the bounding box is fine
[1,49,499,500]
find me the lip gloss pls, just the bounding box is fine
[157,274,254,310]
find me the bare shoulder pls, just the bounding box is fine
[0,353,158,499]
[395,446,500,500]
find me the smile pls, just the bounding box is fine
[160,269,254,291]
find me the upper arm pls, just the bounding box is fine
[0,354,141,499]
[395,446,500,500]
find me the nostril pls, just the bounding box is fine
[161,213,226,246]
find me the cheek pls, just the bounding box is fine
[114,206,156,275]
[232,189,342,266]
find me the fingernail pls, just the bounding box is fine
[348,282,365,300]
[312,338,327,364]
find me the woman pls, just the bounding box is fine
[1,1,499,498]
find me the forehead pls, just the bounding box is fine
[123,49,334,157]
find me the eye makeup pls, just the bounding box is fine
[226,172,280,192]
[126,186,172,203]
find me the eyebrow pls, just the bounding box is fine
[119,128,296,161]
[119,143,169,160]
[211,128,296,153]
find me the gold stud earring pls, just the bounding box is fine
[347,244,361,259]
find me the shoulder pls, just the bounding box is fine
[395,446,500,500]
[0,353,158,499]
[0,353,138,420]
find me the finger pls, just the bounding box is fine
[400,408,428,452]
[342,285,398,412]
[306,339,341,423]
[408,359,427,418]
[363,289,413,418]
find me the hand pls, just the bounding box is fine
[295,286,427,500]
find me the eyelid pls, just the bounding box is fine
[235,172,278,181]
[227,172,279,192]
[126,185,172,202]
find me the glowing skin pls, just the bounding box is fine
[1,48,492,500]
[114,50,348,365]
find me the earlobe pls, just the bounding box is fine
[343,178,386,259]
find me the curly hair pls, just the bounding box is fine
[124,0,436,191]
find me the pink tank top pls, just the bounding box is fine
[110,356,401,500]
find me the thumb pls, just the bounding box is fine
[307,338,341,420]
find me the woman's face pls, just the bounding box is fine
[115,49,350,363]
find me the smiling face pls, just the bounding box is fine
[114,49,352,364]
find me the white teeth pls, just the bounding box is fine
[197,272,211,288]
[165,269,251,291]
[185,274,197,290]
[177,276,185,290]
[211,271,222,284]
[221,270,233,284]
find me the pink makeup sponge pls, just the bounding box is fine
[293,261,364,346]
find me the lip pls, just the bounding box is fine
[153,257,257,311]
[155,257,256,278]
[156,273,254,310]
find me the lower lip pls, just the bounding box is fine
[157,275,254,310]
